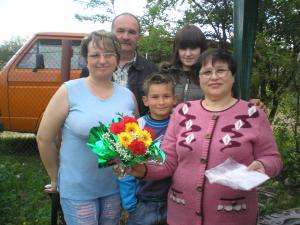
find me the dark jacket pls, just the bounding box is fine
[127,55,157,116]
[175,71,203,104]
[159,62,203,104]
[80,55,157,116]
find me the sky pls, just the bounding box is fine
[0,0,146,44]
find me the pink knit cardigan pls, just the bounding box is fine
[145,99,282,225]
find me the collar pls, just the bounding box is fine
[132,54,145,71]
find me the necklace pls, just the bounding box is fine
[202,97,237,111]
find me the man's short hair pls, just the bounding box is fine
[111,12,141,33]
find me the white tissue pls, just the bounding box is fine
[205,157,270,191]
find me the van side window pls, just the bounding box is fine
[17,39,62,69]
[71,40,86,69]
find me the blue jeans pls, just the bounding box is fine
[60,193,122,225]
[127,200,167,225]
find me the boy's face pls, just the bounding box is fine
[142,83,177,120]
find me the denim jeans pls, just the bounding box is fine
[127,200,167,225]
[60,193,122,225]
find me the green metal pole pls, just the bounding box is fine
[233,0,259,100]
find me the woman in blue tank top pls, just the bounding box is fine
[37,30,139,225]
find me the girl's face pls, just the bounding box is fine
[178,47,201,71]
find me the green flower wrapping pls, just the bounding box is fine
[87,115,166,171]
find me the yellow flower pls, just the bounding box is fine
[118,132,133,148]
[138,129,153,147]
[125,122,140,134]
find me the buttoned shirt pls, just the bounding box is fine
[113,55,136,87]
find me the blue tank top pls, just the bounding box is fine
[58,78,135,200]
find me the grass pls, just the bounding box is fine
[0,133,51,225]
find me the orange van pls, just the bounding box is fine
[0,32,87,133]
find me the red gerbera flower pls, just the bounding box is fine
[110,122,125,135]
[122,116,138,124]
[127,139,147,155]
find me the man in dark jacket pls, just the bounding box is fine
[81,13,157,116]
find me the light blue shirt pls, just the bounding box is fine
[58,78,135,200]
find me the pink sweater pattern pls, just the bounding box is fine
[145,99,282,225]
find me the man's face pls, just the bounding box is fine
[112,15,140,54]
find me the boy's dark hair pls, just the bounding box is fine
[199,48,236,75]
[142,72,176,96]
[80,30,121,64]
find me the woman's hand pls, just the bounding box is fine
[114,163,147,178]
[247,160,266,174]
[249,99,267,113]
[44,182,57,193]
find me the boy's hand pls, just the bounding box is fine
[249,99,267,113]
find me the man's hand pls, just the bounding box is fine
[249,99,267,112]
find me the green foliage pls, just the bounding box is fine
[0,140,51,225]
[259,179,300,215]
[259,132,300,215]
[252,33,297,98]
[259,94,300,215]
[272,95,300,184]
[138,26,173,63]
[0,37,25,68]
[74,0,116,23]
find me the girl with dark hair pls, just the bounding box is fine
[160,24,208,103]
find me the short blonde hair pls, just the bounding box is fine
[80,30,121,64]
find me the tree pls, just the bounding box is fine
[251,0,300,122]
[73,0,174,61]
[142,0,234,47]
[74,0,116,24]
[252,33,298,122]
[0,37,25,68]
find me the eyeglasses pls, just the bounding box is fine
[88,52,116,60]
[199,68,230,78]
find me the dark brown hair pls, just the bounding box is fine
[160,25,208,85]
[199,48,236,76]
[142,72,176,96]
[171,24,208,68]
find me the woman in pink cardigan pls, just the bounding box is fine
[128,49,282,225]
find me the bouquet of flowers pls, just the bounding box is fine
[87,114,165,175]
